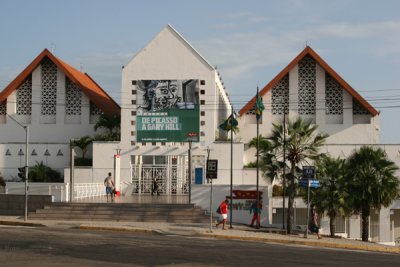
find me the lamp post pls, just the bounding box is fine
[282,108,286,230]
[6,113,29,221]
[24,126,29,221]
[114,148,121,196]
[278,96,287,231]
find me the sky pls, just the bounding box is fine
[1,0,400,143]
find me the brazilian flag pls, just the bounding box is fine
[219,114,238,132]
[255,89,265,121]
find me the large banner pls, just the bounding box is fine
[136,80,200,142]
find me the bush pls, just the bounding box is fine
[28,161,63,183]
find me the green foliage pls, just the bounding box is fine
[94,113,121,141]
[306,156,348,237]
[272,185,283,197]
[28,161,62,183]
[251,117,328,234]
[0,176,6,187]
[344,146,400,241]
[71,136,93,159]
[244,161,258,168]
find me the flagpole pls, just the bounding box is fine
[229,105,233,229]
[256,87,260,229]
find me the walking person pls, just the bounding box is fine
[152,177,160,196]
[309,204,322,239]
[249,200,262,228]
[104,172,115,202]
[216,199,229,230]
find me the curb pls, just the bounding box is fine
[0,220,46,228]
[77,225,163,235]
[203,233,400,254]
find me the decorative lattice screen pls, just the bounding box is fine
[65,77,82,115]
[353,99,369,115]
[0,101,6,115]
[298,55,316,115]
[16,76,32,115]
[272,74,289,115]
[41,58,57,115]
[325,73,343,115]
[90,101,102,116]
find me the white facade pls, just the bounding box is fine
[236,47,399,244]
[104,25,235,193]
[0,49,119,180]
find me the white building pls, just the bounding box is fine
[237,46,399,245]
[1,25,398,244]
[0,49,120,179]
[91,25,238,195]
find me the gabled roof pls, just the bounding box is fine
[126,24,215,72]
[0,49,120,115]
[239,46,378,117]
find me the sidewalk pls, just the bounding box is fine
[1,215,399,254]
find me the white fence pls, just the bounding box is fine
[1,182,106,202]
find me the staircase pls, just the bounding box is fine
[28,203,210,223]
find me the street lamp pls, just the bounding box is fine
[6,113,29,221]
[278,97,287,230]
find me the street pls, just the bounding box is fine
[0,225,399,266]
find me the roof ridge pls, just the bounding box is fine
[239,46,378,117]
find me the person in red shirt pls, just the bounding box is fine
[216,199,229,230]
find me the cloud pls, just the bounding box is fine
[197,19,400,85]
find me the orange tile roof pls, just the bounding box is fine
[239,46,378,117]
[0,49,120,116]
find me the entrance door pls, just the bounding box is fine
[131,155,189,195]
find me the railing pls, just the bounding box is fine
[1,182,107,201]
[74,183,106,199]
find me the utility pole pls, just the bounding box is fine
[205,146,214,233]
[24,126,29,221]
[188,140,192,204]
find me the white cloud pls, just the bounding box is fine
[197,19,400,86]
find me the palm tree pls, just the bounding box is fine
[260,117,328,233]
[94,113,121,141]
[307,156,348,237]
[345,146,399,242]
[249,135,282,184]
[71,136,93,159]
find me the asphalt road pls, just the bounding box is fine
[0,225,399,267]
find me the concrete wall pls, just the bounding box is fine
[0,194,52,215]
[192,184,271,226]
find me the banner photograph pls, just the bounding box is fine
[136,80,200,142]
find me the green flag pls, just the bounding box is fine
[219,114,238,132]
[255,89,265,120]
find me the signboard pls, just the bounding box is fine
[302,166,315,180]
[299,179,320,188]
[136,80,200,142]
[206,159,218,179]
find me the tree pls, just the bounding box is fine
[71,136,93,159]
[257,117,328,234]
[94,113,121,141]
[307,156,348,237]
[249,135,282,184]
[345,146,400,242]
[28,161,62,183]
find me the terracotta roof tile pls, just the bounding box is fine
[239,46,378,117]
[0,49,120,116]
